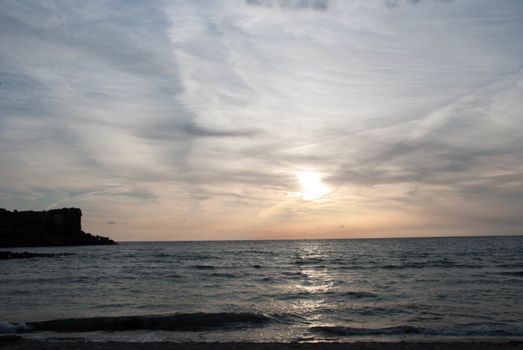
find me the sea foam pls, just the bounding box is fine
[0,321,31,334]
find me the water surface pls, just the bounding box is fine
[1,236,522,342]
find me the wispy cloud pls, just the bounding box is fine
[385,0,454,8]
[246,0,329,11]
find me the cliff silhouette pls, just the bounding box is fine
[0,208,116,247]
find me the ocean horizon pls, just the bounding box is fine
[115,234,523,243]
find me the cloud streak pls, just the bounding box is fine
[246,0,329,11]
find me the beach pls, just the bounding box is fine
[2,337,523,350]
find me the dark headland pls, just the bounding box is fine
[0,208,116,248]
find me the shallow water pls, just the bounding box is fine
[1,236,522,342]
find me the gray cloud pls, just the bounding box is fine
[385,0,454,8]
[246,0,329,11]
[143,120,262,140]
[115,190,157,200]
[180,123,261,138]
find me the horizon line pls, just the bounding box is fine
[114,233,523,244]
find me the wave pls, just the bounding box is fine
[22,312,271,333]
[311,325,421,336]
[152,253,172,258]
[244,250,277,256]
[0,321,31,334]
[381,261,479,269]
[192,265,215,270]
[210,272,238,278]
[258,276,276,282]
[346,306,410,316]
[310,325,523,337]
[278,290,378,300]
[294,258,324,265]
[499,271,523,277]
[498,263,523,268]
[338,291,378,299]
[282,271,307,278]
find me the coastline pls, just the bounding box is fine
[1,337,523,350]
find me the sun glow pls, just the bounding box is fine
[296,171,331,201]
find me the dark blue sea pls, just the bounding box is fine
[1,236,522,342]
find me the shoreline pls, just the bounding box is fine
[1,337,523,350]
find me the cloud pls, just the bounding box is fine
[245,0,329,11]
[180,123,261,138]
[144,120,262,140]
[115,190,157,200]
[1,0,523,238]
[323,68,523,234]
[333,70,523,186]
[385,0,454,8]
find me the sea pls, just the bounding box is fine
[1,236,522,343]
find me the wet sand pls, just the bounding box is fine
[1,337,522,350]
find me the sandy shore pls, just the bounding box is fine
[1,337,522,350]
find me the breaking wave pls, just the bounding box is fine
[21,313,271,333]
[0,321,31,334]
[311,325,421,336]
[310,325,523,337]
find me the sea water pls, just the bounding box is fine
[1,236,522,342]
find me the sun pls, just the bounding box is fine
[296,171,331,201]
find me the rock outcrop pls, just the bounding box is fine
[0,208,116,247]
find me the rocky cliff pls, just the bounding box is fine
[0,208,116,247]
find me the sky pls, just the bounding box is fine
[1,0,523,241]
